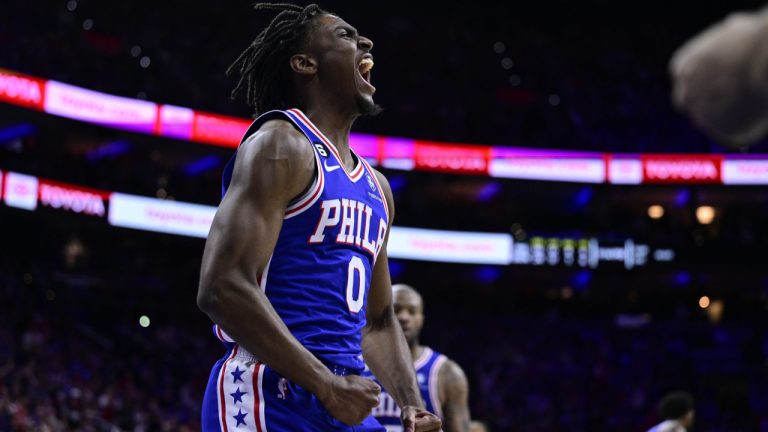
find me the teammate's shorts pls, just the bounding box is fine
[202,345,386,431]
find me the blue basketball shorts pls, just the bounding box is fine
[202,345,386,431]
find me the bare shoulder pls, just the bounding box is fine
[439,358,468,385]
[438,358,469,395]
[237,119,313,165]
[229,119,315,198]
[369,167,395,221]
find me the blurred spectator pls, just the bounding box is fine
[648,391,695,432]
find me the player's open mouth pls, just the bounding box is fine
[358,56,374,91]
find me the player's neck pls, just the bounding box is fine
[301,105,357,167]
[409,342,424,362]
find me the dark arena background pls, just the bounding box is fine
[2,1,768,430]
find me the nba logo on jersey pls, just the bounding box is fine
[277,378,289,400]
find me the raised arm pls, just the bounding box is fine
[197,120,378,425]
[438,360,471,432]
[362,170,442,432]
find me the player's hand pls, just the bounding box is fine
[318,374,381,425]
[401,406,442,432]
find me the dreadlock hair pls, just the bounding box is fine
[227,3,327,116]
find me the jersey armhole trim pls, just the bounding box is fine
[284,148,325,219]
[413,347,433,370]
[430,354,448,419]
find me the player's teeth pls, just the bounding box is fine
[359,59,374,74]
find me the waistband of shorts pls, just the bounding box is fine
[233,346,260,364]
[234,347,361,376]
[323,363,360,376]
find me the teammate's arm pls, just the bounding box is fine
[197,121,379,426]
[670,5,768,145]
[438,360,471,432]
[362,170,442,432]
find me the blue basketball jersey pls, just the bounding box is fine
[216,108,390,371]
[363,347,447,431]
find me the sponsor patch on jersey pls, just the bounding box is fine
[313,142,329,158]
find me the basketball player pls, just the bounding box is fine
[647,392,694,432]
[670,5,768,146]
[365,285,471,432]
[197,4,441,432]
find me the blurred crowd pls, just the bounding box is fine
[438,315,768,430]
[0,215,212,431]
[3,267,768,431]
[1,217,768,431]
[0,314,204,431]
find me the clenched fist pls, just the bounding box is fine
[401,405,442,432]
[318,374,381,425]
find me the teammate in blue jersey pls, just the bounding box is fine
[197,3,441,432]
[365,285,471,432]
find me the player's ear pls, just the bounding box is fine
[290,54,318,75]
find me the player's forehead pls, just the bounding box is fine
[394,289,422,309]
[315,14,357,34]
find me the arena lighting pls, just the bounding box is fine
[388,260,406,279]
[183,155,222,176]
[476,182,501,202]
[571,269,592,289]
[387,226,514,265]
[0,123,36,143]
[473,266,503,283]
[675,271,692,286]
[675,189,691,207]
[3,172,38,210]
[699,296,711,309]
[4,68,768,185]
[139,315,151,328]
[653,249,675,262]
[0,170,677,268]
[85,140,132,161]
[696,206,716,225]
[573,187,593,208]
[647,205,664,219]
